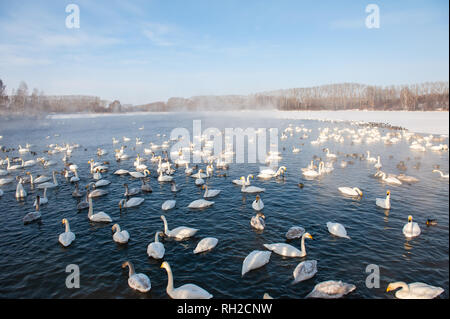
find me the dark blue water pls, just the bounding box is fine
[0,112,448,299]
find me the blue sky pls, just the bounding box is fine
[0,0,448,105]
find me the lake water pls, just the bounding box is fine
[0,112,448,299]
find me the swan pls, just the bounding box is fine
[193,237,218,254]
[386,282,444,299]
[23,196,41,224]
[302,162,323,178]
[366,151,377,162]
[158,171,173,182]
[252,194,264,211]
[141,179,152,192]
[232,174,252,186]
[114,169,129,175]
[92,168,102,180]
[374,156,382,169]
[70,169,80,183]
[87,184,108,198]
[0,177,14,185]
[293,260,318,284]
[184,163,193,175]
[338,187,363,197]
[306,280,356,298]
[432,169,449,179]
[123,183,140,196]
[326,222,350,239]
[171,181,180,192]
[202,185,221,198]
[59,218,75,247]
[191,169,207,179]
[257,166,286,179]
[129,169,150,179]
[119,197,145,210]
[325,148,337,159]
[264,233,313,257]
[33,188,48,205]
[147,231,165,259]
[87,196,112,223]
[241,250,271,277]
[162,200,176,211]
[195,177,205,186]
[0,169,8,176]
[286,226,305,240]
[376,190,391,209]
[6,157,22,170]
[402,215,421,238]
[77,191,90,210]
[250,212,265,230]
[377,172,402,185]
[241,182,265,194]
[37,171,58,189]
[396,174,419,183]
[161,261,213,299]
[22,158,36,168]
[112,224,130,244]
[263,293,273,299]
[188,199,214,209]
[161,215,198,240]
[29,173,51,184]
[122,261,151,293]
[72,183,82,198]
[15,178,27,199]
[95,179,111,187]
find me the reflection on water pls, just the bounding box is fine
[0,112,448,299]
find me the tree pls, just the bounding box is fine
[0,79,7,108]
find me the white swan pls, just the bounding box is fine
[95,179,111,187]
[306,280,356,298]
[376,190,391,209]
[70,169,80,183]
[87,196,112,223]
[123,183,140,197]
[338,187,363,197]
[147,232,165,259]
[252,195,264,211]
[326,222,350,239]
[129,169,151,179]
[112,224,130,244]
[33,188,48,205]
[396,174,419,183]
[293,260,318,284]
[264,233,313,257]
[302,162,323,178]
[158,171,173,182]
[241,250,271,277]
[193,237,218,254]
[377,172,402,185]
[366,151,377,162]
[122,261,151,293]
[119,197,144,209]
[432,169,449,179]
[402,215,421,238]
[202,185,221,198]
[241,182,265,194]
[114,169,129,175]
[232,174,252,186]
[162,200,176,211]
[6,157,22,171]
[59,218,75,247]
[0,177,14,185]
[374,156,382,169]
[386,282,444,299]
[161,261,213,299]
[188,199,214,209]
[161,215,198,239]
[37,171,58,189]
[250,212,265,230]
[15,178,27,199]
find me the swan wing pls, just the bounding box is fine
[172,284,213,299]
[293,260,317,283]
[306,280,356,298]
[242,250,271,276]
[263,243,302,257]
[147,242,165,259]
[193,237,218,254]
[129,274,151,292]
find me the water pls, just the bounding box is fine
[0,112,448,299]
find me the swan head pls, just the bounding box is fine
[255,194,260,201]
[121,261,132,269]
[62,218,67,225]
[304,233,313,240]
[408,215,413,222]
[386,190,390,196]
[112,224,120,232]
[386,282,406,293]
[257,212,265,219]
[160,261,170,271]
[118,199,125,209]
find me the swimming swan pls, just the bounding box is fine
[59,218,75,247]
[160,215,198,240]
[386,282,444,299]
[241,250,271,277]
[252,195,264,211]
[122,261,151,293]
[147,232,165,259]
[326,222,350,239]
[112,224,130,244]
[188,199,214,209]
[402,215,421,238]
[338,187,363,197]
[376,190,391,209]
[264,233,313,257]
[293,260,318,284]
[88,196,112,223]
[193,237,218,254]
[306,280,356,298]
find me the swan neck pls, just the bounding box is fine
[65,221,71,233]
[88,197,93,217]
[127,263,135,277]
[300,235,307,256]
[164,264,174,293]
[155,232,160,243]
[162,216,169,234]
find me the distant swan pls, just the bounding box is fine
[160,215,198,240]
[338,187,363,197]
[432,169,449,179]
[147,232,165,259]
[122,261,151,293]
[376,190,391,209]
[59,218,75,247]
[88,196,112,223]
[402,215,421,238]
[112,224,130,244]
[188,199,214,209]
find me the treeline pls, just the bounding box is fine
[263,82,449,111]
[0,79,448,114]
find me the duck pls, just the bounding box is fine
[202,185,221,198]
[402,215,421,238]
[147,232,165,259]
[241,250,271,277]
[252,194,264,211]
[160,215,198,240]
[306,280,356,298]
[23,196,42,224]
[193,237,219,254]
[112,224,130,244]
[87,196,112,223]
[326,222,350,239]
[338,187,363,197]
[250,212,265,230]
[188,199,214,209]
[293,260,318,284]
[376,190,391,209]
[15,178,27,199]
[264,233,313,257]
[58,219,75,247]
[162,200,176,211]
[160,261,212,299]
[386,282,444,299]
[122,261,151,293]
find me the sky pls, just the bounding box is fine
[0,0,448,105]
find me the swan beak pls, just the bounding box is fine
[408,216,412,222]
[307,234,314,240]
[386,285,392,292]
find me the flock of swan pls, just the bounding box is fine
[0,121,448,299]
